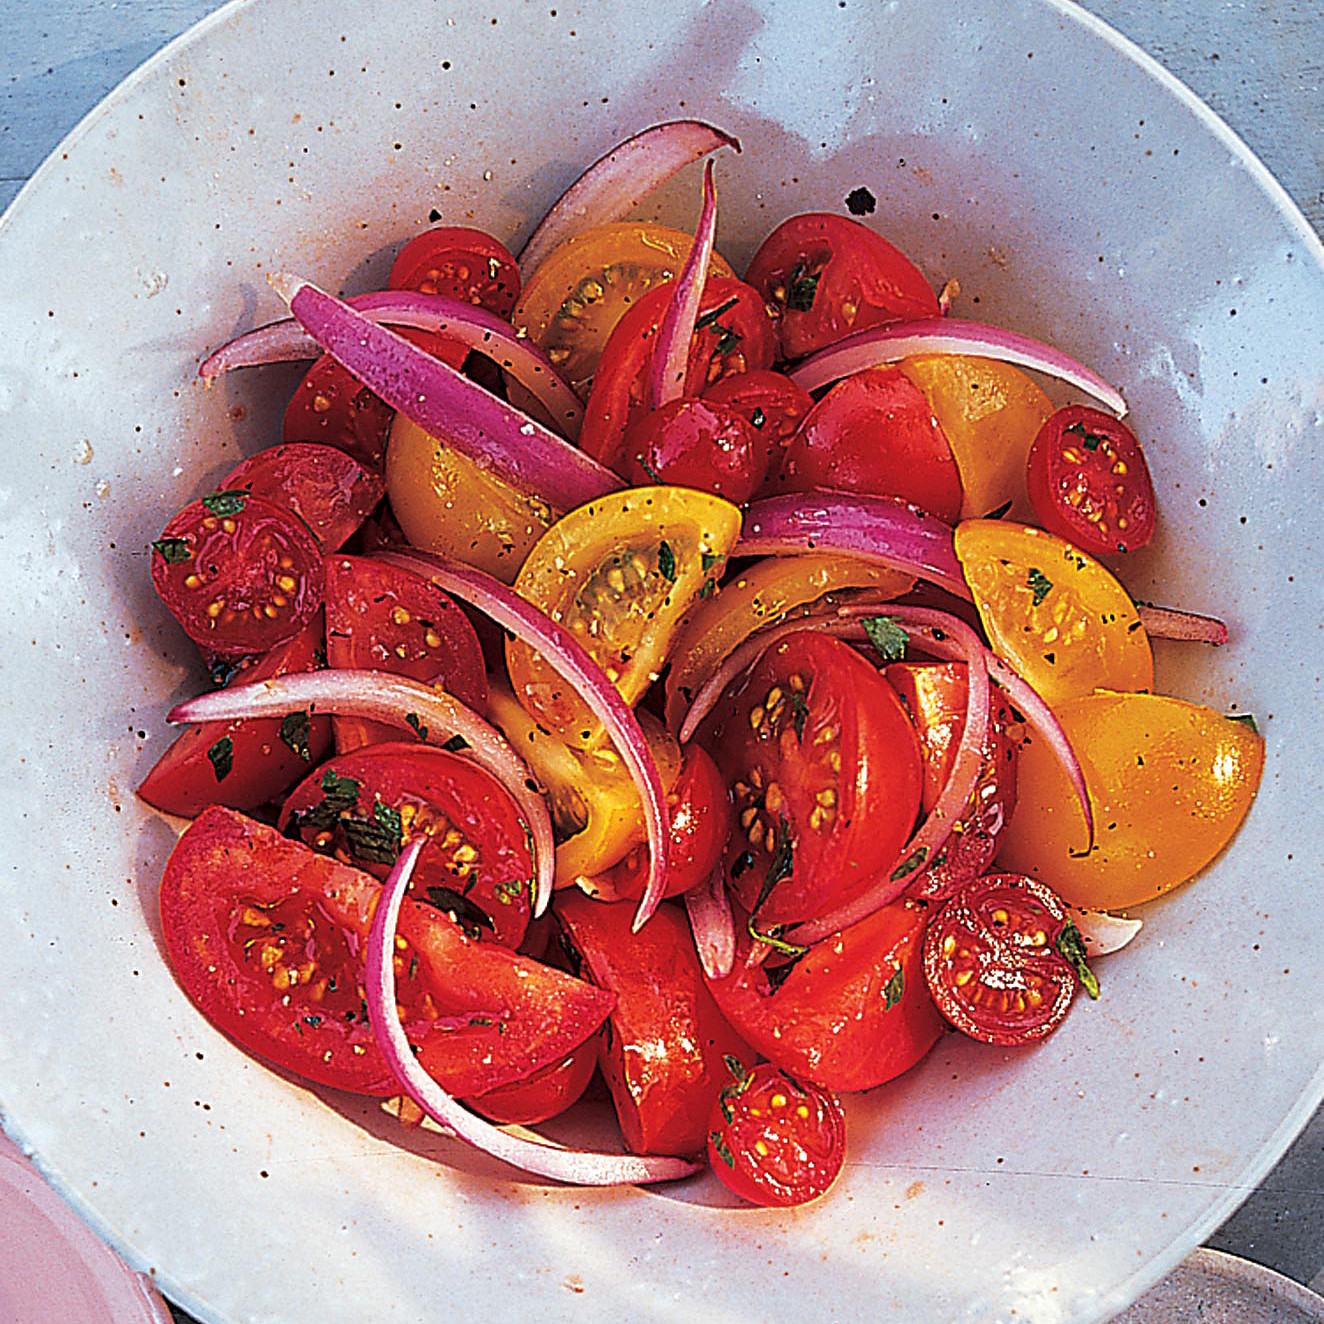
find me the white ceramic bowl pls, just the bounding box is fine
[0,2,1320,1322]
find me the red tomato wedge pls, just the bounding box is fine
[465,1033,599,1125]
[137,614,332,818]
[556,894,751,1157]
[151,490,324,657]
[324,554,488,751]
[922,873,1092,1046]
[707,1059,846,1207]
[220,442,384,551]
[743,212,939,360]
[701,368,814,493]
[278,742,533,949]
[707,898,942,1092]
[159,806,614,1096]
[704,629,923,934]
[387,224,521,315]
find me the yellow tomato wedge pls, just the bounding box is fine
[997,691,1265,909]
[899,354,1054,519]
[955,518,1152,708]
[506,485,742,746]
[512,222,735,395]
[487,682,681,885]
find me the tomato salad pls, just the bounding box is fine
[142,121,1263,1203]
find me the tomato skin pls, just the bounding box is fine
[465,1034,599,1125]
[744,212,938,360]
[556,895,751,1157]
[578,277,775,467]
[707,1060,846,1207]
[772,365,963,521]
[324,554,488,752]
[387,225,521,317]
[221,442,384,551]
[588,744,734,902]
[701,369,814,482]
[151,491,324,657]
[618,397,771,505]
[279,741,533,949]
[923,873,1081,1046]
[1026,405,1157,555]
[159,806,614,1097]
[705,629,923,931]
[707,898,942,1092]
[137,614,332,818]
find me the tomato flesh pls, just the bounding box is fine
[388,225,521,316]
[707,1059,846,1207]
[701,368,813,488]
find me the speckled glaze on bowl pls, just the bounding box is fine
[0,2,1320,1322]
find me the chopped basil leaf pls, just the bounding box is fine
[207,735,234,782]
[750,406,767,430]
[657,540,677,583]
[786,262,820,312]
[1227,712,1260,734]
[747,916,809,959]
[701,551,725,573]
[1027,567,1053,606]
[750,815,794,915]
[1064,420,1105,451]
[730,849,755,880]
[288,769,361,832]
[423,885,495,940]
[636,455,662,482]
[788,690,810,741]
[862,615,909,662]
[882,965,904,1010]
[342,801,403,866]
[710,1130,736,1168]
[201,489,249,518]
[151,537,192,564]
[889,845,928,882]
[1056,920,1101,1000]
[404,712,428,741]
[279,709,313,761]
[441,733,470,752]
[695,297,740,330]
[713,325,742,356]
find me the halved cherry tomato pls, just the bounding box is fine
[221,442,384,551]
[997,691,1265,909]
[578,277,775,467]
[159,806,614,1096]
[663,553,915,732]
[707,897,942,1092]
[387,224,521,316]
[618,397,770,504]
[954,519,1153,709]
[744,212,938,360]
[701,368,814,491]
[504,486,741,746]
[151,490,324,657]
[385,414,557,584]
[324,554,488,751]
[465,1033,600,1125]
[923,873,1087,1046]
[1026,405,1157,555]
[278,741,534,949]
[898,354,1054,519]
[512,221,736,396]
[586,744,734,902]
[771,365,963,521]
[137,614,332,818]
[486,682,682,885]
[704,629,923,934]
[282,326,466,470]
[556,894,751,1157]
[706,1058,846,1207]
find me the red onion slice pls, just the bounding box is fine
[366,840,700,1186]
[683,866,736,980]
[649,159,718,409]
[1065,904,1143,955]
[788,317,1128,418]
[199,290,585,438]
[376,548,672,933]
[1136,602,1229,645]
[267,273,622,512]
[168,669,556,919]
[518,120,740,277]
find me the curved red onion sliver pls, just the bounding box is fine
[376,548,672,933]
[738,493,971,601]
[365,840,700,1186]
[649,159,719,410]
[199,290,585,438]
[168,669,556,920]
[268,274,622,513]
[683,866,737,980]
[787,317,1128,418]
[1136,602,1229,645]
[1065,903,1143,955]
[518,119,740,277]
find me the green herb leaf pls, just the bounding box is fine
[279,710,313,761]
[1227,712,1260,734]
[1056,920,1101,1000]
[713,325,742,356]
[747,916,809,959]
[441,733,470,752]
[201,489,249,518]
[862,615,909,663]
[151,537,192,564]
[637,455,662,482]
[787,690,810,742]
[750,406,767,430]
[701,551,725,573]
[786,262,820,312]
[889,845,928,882]
[695,297,740,330]
[342,801,403,866]
[1027,567,1053,606]
[423,885,495,940]
[709,1130,736,1168]
[882,965,904,1010]
[730,849,755,880]
[403,712,428,740]
[750,815,794,915]
[1064,420,1105,452]
[287,769,361,833]
[657,540,677,583]
[207,735,234,782]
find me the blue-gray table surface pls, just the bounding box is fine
[2,1,1320,1319]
